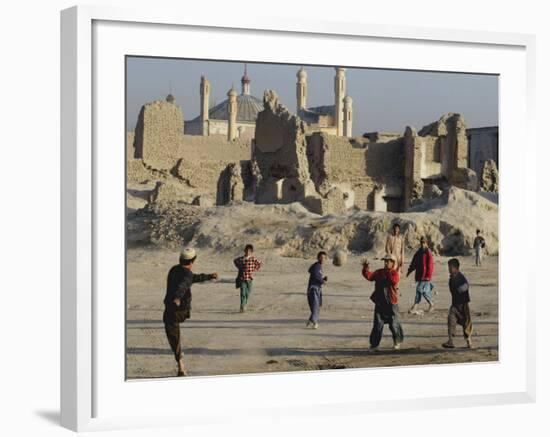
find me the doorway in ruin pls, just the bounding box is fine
[384,196,403,213]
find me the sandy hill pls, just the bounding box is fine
[127,187,497,258]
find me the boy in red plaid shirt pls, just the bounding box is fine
[234,244,263,312]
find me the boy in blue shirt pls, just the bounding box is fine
[306,251,328,329]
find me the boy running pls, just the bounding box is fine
[407,236,435,314]
[362,254,404,351]
[233,244,263,312]
[442,258,473,349]
[306,251,328,329]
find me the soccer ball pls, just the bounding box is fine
[332,249,348,267]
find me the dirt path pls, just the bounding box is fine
[126,249,498,379]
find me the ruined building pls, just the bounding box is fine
[129,71,484,216]
[467,126,499,182]
[252,91,476,215]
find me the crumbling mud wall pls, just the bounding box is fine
[253,90,316,204]
[404,113,477,209]
[133,100,184,162]
[128,94,482,218]
[479,159,499,193]
[216,162,245,205]
[306,133,404,212]
[129,98,253,204]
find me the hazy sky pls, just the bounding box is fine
[126,57,498,136]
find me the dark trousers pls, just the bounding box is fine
[163,310,185,362]
[369,303,404,347]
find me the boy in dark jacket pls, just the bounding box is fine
[306,251,328,329]
[163,247,218,376]
[362,254,404,351]
[473,229,486,267]
[407,236,435,314]
[442,258,473,349]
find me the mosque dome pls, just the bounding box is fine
[165,94,175,103]
[190,64,263,123]
[206,93,264,123]
[297,67,307,80]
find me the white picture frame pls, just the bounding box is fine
[60,5,536,432]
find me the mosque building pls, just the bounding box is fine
[183,64,263,139]
[183,64,354,140]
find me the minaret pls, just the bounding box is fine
[296,67,307,113]
[241,64,251,95]
[343,95,353,137]
[334,67,346,136]
[227,86,238,141]
[200,75,210,136]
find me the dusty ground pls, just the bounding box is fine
[126,249,498,379]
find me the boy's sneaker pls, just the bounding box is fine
[306,320,312,328]
[442,340,455,349]
[393,342,401,350]
[466,338,473,348]
[427,303,435,313]
[313,323,319,329]
[367,346,379,352]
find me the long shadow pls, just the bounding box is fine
[265,346,498,357]
[258,332,496,339]
[127,319,498,328]
[128,324,296,330]
[127,345,498,358]
[127,319,164,325]
[183,318,368,325]
[128,347,243,356]
[280,292,365,299]
[129,318,370,325]
[401,320,498,327]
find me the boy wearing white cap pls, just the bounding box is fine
[362,254,404,351]
[163,247,218,376]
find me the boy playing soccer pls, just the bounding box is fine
[407,236,435,314]
[362,254,404,351]
[306,251,328,329]
[442,258,473,349]
[163,248,218,376]
[233,244,263,312]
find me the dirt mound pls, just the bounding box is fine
[127,187,497,257]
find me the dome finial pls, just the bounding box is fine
[241,63,251,95]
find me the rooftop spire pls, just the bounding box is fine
[241,63,251,95]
